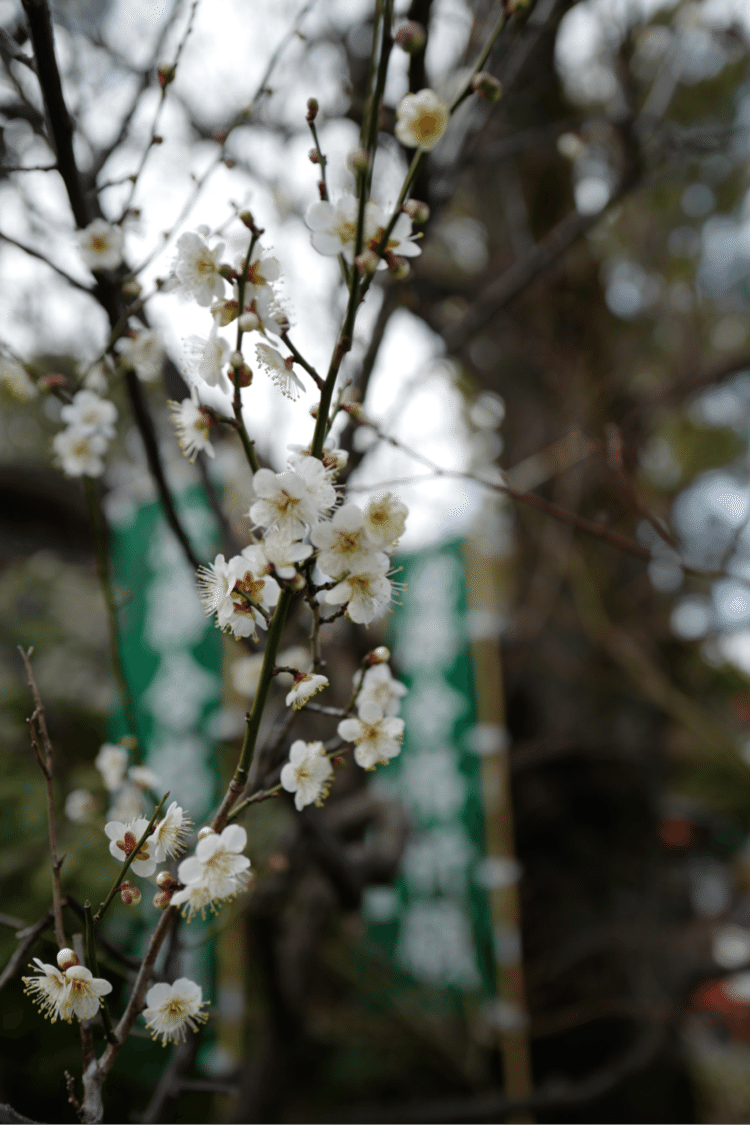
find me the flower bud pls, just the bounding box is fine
[37,372,68,391]
[236,363,253,387]
[333,756,347,770]
[153,889,173,910]
[230,350,244,369]
[395,21,427,53]
[346,148,369,175]
[387,254,410,281]
[306,97,319,122]
[119,881,142,906]
[121,279,142,301]
[369,645,391,665]
[152,134,163,145]
[157,64,176,88]
[403,199,430,224]
[156,870,179,889]
[218,264,235,281]
[57,948,80,971]
[308,148,321,165]
[239,210,256,230]
[471,71,502,103]
[355,249,379,278]
[197,826,215,840]
[289,573,306,593]
[239,311,260,333]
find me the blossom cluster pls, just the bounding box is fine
[23,948,112,1024]
[53,389,118,478]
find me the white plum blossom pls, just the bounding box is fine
[260,527,313,579]
[325,555,393,624]
[95,743,128,791]
[306,196,380,262]
[338,701,405,769]
[287,440,348,479]
[249,458,337,535]
[60,390,117,440]
[395,89,450,150]
[65,787,98,822]
[281,740,333,810]
[354,663,407,717]
[143,978,209,1045]
[366,203,422,267]
[311,504,385,579]
[61,966,113,1022]
[151,801,192,861]
[235,247,281,321]
[105,816,157,877]
[362,492,408,550]
[173,824,251,919]
[53,427,108,476]
[0,357,36,400]
[174,228,226,305]
[22,959,68,1022]
[183,326,230,389]
[119,330,165,382]
[128,765,161,791]
[78,218,124,271]
[231,652,264,696]
[256,342,304,401]
[107,781,145,823]
[197,554,243,628]
[169,388,215,462]
[285,672,329,710]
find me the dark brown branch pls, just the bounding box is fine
[19,0,92,228]
[0,229,93,293]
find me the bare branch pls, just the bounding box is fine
[0,908,54,992]
[18,647,66,949]
[0,229,93,293]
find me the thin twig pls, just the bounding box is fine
[0,229,92,293]
[0,908,54,992]
[18,648,66,949]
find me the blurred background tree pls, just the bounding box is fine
[3,0,750,1122]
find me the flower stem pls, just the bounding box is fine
[93,793,168,926]
[84,900,116,1044]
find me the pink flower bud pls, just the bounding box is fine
[119,881,142,906]
[395,21,427,53]
[37,372,68,391]
[156,871,179,889]
[56,948,80,971]
[306,97,319,122]
[333,756,347,770]
[471,71,502,103]
[157,64,176,88]
[308,148,321,164]
[153,889,173,910]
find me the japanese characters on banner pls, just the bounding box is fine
[365,538,495,998]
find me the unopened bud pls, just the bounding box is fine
[153,889,173,910]
[355,249,379,278]
[197,826,215,840]
[37,372,68,391]
[403,198,430,224]
[121,279,142,301]
[268,853,289,872]
[152,134,163,145]
[309,404,319,418]
[156,871,179,889]
[395,21,427,53]
[306,97,319,122]
[157,63,176,88]
[346,148,369,175]
[239,311,260,332]
[369,645,391,665]
[308,148,321,164]
[289,573,306,592]
[230,350,244,369]
[333,756,347,770]
[119,881,142,906]
[342,401,363,420]
[57,948,80,972]
[239,210,256,230]
[387,254,410,281]
[236,363,253,387]
[218,264,235,281]
[471,71,502,103]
